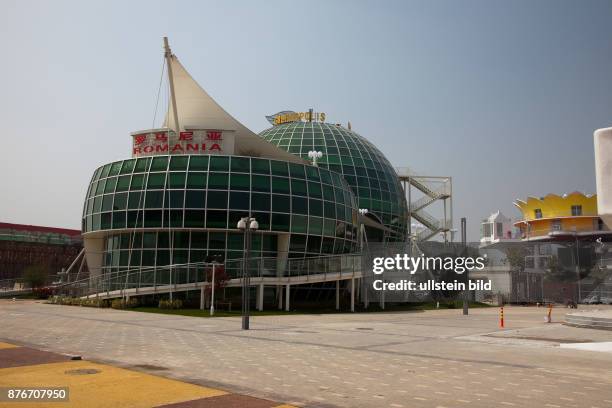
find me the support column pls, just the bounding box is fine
[200,285,205,310]
[350,278,355,312]
[257,283,264,311]
[336,280,340,310]
[285,284,290,311]
[277,285,283,310]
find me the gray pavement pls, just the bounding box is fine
[1,300,612,408]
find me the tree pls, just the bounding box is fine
[23,264,49,289]
[505,245,527,273]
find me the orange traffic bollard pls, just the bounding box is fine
[500,306,504,328]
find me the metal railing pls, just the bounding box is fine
[54,253,363,299]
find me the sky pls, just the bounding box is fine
[1,0,611,240]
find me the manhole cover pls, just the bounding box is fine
[65,368,101,375]
[133,364,168,371]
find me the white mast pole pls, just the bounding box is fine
[163,37,180,132]
[163,37,178,303]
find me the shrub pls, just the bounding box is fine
[158,299,183,309]
[111,298,139,309]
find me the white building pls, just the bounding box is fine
[480,211,517,245]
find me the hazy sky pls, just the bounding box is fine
[1,0,611,240]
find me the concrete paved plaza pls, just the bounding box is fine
[1,300,612,408]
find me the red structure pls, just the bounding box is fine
[0,222,82,281]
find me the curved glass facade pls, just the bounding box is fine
[82,155,359,274]
[259,122,407,241]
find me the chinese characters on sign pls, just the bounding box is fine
[131,130,232,157]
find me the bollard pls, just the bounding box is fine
[500,306,504,328]
[546,304,552,323]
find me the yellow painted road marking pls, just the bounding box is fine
[0,360,226,408]
[0,342,18,349]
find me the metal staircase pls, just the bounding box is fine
[396,168,453,242]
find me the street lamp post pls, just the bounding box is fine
[358,209,369,251]
[238,217,259,330]
[308,151,323,167]
[208,255,221,316]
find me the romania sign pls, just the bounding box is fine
[266,110,326,126]
[131,129,235,157]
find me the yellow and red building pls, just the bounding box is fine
[514,192,611,241]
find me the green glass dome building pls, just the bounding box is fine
[260,122,407,241]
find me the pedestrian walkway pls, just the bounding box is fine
[0,341,297,408]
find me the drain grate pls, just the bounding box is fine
[356,327,374,330]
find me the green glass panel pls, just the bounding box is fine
[206,210,227,228]
[323,219,336,236]
[252,175,270,192]
[130,174,145,189]
[113,193,127,210]
[227,233,244,250]
[251,158,270,174]
[119,159,136,175]
[166,190,184,208]
[252,193,270,212]
[128,192,143,209]
[309,199,323,216]
[108,161,122,176]
[270,161,289,176]
[292,196,307,215]
[185,191,205,208]
[208,173,229,189]
[101,195,113,212]
[168,172,186,188]
[289,163,306,179]
[100,212,111,229]
[184,210,205,227]
[112,211,126,229]
[134,157,150,172]
[93,196,102,213]
[207,191,227,208]
[169,156,188,171]
[116,176,130,192]
[272,194,289,212]
[208,232,226,249]
[230,157,250,172]
[229,192,249,210]
[150,156,169,171]
[145,191,164,208]
[308,182,322,198]
[186,173,206,189]
[209,156,229,171]
[271,177,290,194]
[189,156,209,171]
[147,173,166,189]
[144,210,162,227]
[230,174,250,191]
[291,215,308,233]
[271,213,290,232]
[291,179,307,196]
[95,179,106,195]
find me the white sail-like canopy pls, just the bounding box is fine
[163,54,305,164]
